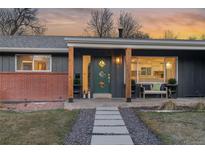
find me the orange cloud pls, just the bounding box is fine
[38,8,205,39]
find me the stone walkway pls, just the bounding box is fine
[91,107,134,145]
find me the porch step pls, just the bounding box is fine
[93,93,112,99]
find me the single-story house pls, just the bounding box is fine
[0,35,205,102]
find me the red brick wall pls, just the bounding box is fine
[0,73,68,101]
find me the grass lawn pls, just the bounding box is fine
[136,111,205,144]
[0,109,79,145]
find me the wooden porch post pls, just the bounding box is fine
[125,48,132,102]
[68,46,74,102]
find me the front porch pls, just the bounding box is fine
[64,97,205,110]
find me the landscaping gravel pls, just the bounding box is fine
[64,109,95,145]
[120,108,162,145]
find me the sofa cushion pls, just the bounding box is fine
[160,84,166,91]
[142,84,152,90]
[152,83,161,91]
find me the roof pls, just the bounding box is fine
[0,35,67,48]
[1,35,205,53]
[0,35,67,53]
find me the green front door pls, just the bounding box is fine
[93,57,111,93]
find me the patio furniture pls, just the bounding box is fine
[166,84,178,98]
[131,80,137,98]
[140,83,168,99]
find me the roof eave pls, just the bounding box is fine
[0,47,67,53]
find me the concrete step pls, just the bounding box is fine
[96,110,120,115]
[91,135,134,145]
[94,119,125,126]
[96,107,118,111]
[93,126,129,134]
[95,114,122,120]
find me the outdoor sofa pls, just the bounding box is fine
[140,83,168,99]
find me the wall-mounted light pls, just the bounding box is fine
[166,62,172,69]
[115,56,122,64]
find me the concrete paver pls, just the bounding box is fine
[94,119,125,126]
[91,135,134,145]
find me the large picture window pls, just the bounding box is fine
[131,56,177,83]
[16,54,51,72]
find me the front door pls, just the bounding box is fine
[93,56,111,94]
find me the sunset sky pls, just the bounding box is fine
[38,8,205,39]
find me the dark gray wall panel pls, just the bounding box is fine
[111,52,125,97]
[52,53,68,72]
[0,55,2,71]
[0,53,15,72]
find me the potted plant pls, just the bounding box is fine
[168,78,176,85]
[167,78,177,98]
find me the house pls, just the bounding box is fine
[0,35,205,102]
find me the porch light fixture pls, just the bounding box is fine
[166,62,172,69]
[115,56,122,64]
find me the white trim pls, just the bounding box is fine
[65,37,205,45]
[0,47,67,53]
[67,43,205,50]
[15,54,52,72]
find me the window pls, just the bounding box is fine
[131,56,177,83]
[82,55,91,94]
[16,54,51,72]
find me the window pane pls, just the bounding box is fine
[17,55,33,70]
[82,55,91,94]
[165,57,176,82]
[131,58,138,82]
[138,57,164,82]
[34,55,50,71]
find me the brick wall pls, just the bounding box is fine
[0,73,68,101]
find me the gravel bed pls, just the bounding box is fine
[64,109,95,145]
[120,108,161,145]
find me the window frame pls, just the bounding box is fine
[129,56,178,84]
[15,54,52,72]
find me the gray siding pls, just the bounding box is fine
[111,51,125,97]
[0,53,68,72]
[52,53,68,72]
[178,54,205,97]
[0,53,15,72]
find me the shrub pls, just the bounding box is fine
[160,100,177,110]
[194,102,205,111]
[168,78,177,84]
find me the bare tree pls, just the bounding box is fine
[0,8,46,36]
[119,12,139,38]
[188,35,197,40]
[164,30,178,39]
[201,34,205,40]
[86,8,114,37]
[118,11,149,39]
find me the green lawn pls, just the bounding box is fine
[137,111,205,144]
[0,109,79,145]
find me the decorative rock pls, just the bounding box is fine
[120,108,161,145]
[64,109,95,145]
